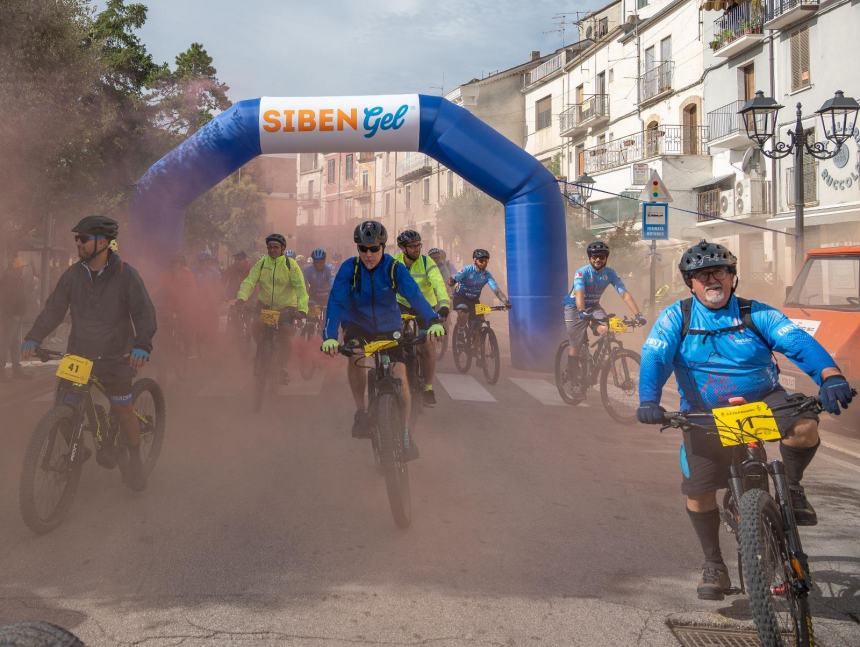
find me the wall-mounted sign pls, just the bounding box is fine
[632,163,650,185]
[820,127,860,191]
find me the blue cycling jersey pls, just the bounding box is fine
[452,264,499,300]
[639,294,836,411]
[305,263,334,304]
[563,264,627,308]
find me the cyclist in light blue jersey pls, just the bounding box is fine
[305,248,335,307]
[636,240,853,600]
[563,241,645,395]
[448,248,511,325]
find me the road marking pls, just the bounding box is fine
[508,377,566,407]
[436,373,496,402]
[816,450,860,474]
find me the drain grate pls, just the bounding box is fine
[668,624,762,647]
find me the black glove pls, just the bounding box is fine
[819,375,853,415]
[437,306,450,320]
[637,401,666,425]
[634,313,647,326]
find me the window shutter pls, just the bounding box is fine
[800,28,810,86]
[791,28,810,91]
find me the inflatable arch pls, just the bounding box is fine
[130,95,567,369]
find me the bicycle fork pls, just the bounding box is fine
[770,461,812,596]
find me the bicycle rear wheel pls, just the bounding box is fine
[452,321,472,373]
[375,392,411,529]
[479,327,500,384]
[554,340,585,405]
[599,349,641,424]
[740,488,814,647]
[19,406,83,534]
[131,378,166,477]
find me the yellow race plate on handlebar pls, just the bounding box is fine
[400,313,416,321]
[363,339,400,355]
[474,303,493,315]
[712,401,782,447]
[260,309,281,327]
[608,316,630,333]
[56,355,93,385]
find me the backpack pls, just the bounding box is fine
[350,256,398,293]
[680,296,770,352]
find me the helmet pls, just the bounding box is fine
[586,241,610,257]
[285,249,296,259]
[265,233,287,248]
[311,248,326,260]
[396,229,421,247]
[353,220,388,246]
[72,215,118,239]
[427,247,442,256]
[679,239,738,286]
[473,248,490,260]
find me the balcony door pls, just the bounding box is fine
[743,64,755,101]
[683,105,699,154]
[594,72,606,117]
[644,46,656,99]
[659,37,672,93]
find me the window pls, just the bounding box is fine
[536,95,552,131]
[299,153,319,173]
[385,192,391,216]
[385,152,390,174]
[608,68,614,84]
[327,159,336,183]
[423,177,431,204]
[791,27,810,92]
[742,63,755,101]
[345,154,354,180]
[362,170,369,191]
[405,184,411,209]
[447,170,454,196]
[307,179,315,197]
[345,198,353,220]
[637,0,648,8]
[597,17,609,39]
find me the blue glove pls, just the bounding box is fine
[637,401,666,425]
[578,310,591,321]
[634,313,647,326]
[819,375,853,415]
[21,340,39,359]
[130,348,150,362]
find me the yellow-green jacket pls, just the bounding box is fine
[394,252,450,310]
[237,254,309,313]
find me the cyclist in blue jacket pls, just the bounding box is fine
[321,220,445,460]
[305,247,335,307]
[637,240,853,601]
[449,249,510,326]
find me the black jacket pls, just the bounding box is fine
[26,253,157,359]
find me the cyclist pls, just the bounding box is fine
[285,249,296,260]
[154,254,197,360]
[637,239,853,601]
[563,241,645,396]
[320,220,445,460]
[394,230,450,405]
[427,247,457,288]
[222,251,251,300]
[235,233,309,385]
[449,249,511,327]
[305,247,335,308]
[20,215,157,491]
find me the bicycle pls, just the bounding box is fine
[400,313,427,426]
[452,303,508,384]
[251,305,301,412]
[18,349,166,534]
[554,312,643,423]
[339,333,426,529]
[661,392,853,647]
[434,316,450,361]
[227,301,253,350]
[298,304,325,381]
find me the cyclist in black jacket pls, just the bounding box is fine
[22,215,157,491]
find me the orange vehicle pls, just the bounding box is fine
[780,246,860,437]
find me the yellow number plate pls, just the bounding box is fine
[474,303,492,315]
[608,316,629,333]
[56,355,93,385]
[400,313,416,321]
[712,401,782,447]
[260,309,281,326]
[363,339,399,355]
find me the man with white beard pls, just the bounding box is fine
[636,240,853,601]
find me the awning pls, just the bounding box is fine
[692,173,736,192]
[700,0,738,10]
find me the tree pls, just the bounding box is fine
[184,172,265,255]
[435,187,505,262]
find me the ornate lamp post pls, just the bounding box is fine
[738,90,859,271]
[572,172,596,205]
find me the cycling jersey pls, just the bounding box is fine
[393,253,450,310]
[305,262,335,305]
[452,264,499,300]
[563,264,626,308]
[640,294,836,411]
[324,254,439,340]
[237,254,309,313]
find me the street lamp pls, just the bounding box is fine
[572,172,596,204]
[739,90,859,271]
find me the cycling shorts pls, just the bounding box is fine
[93,358,136,404]
[564,305,605,348]
[453,295,480,313]
[341,323,404,363]
[679,388,819,495]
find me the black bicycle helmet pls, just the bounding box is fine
[265,233,287,247]
[586,240,610,256]
[72,215,118,239]
[353,220,388,246]
[427,247,442,256]
[679,239,738,285]
[396,229,421,246]
[473,248,490,260]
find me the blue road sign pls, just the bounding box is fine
[642,202,668,240]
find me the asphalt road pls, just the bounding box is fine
[0,337,858,646]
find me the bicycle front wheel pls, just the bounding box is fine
[479,328,500,384]
[452,322,472,373]
[375,392,411,529]
[19,406,83,534]
[740,488,814,647]
[599,349,641,424]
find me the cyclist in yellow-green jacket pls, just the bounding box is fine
[394,229,450,406]
[236,233,309,384]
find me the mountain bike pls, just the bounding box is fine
[662,392,852,647]
[435,316,449,361]
[452,303,508,384]
[252,306,301,412]
[227,301,253,350]
[400,313,427,426]
[554,312,643,423]
[297,304,325,381]
[339,333,426,529]
[19,349,166,534]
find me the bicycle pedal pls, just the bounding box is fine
[723,586,743,596]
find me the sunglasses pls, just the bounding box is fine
[589,253,608,260]
[692,268,729,282]
[358,245,381,253]
[74,234,93,244]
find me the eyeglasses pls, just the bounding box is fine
[358,245,381,253]
[692,268,729,282]
[74,234,92,244]
[589,253,608,260]
[405,242,422,249]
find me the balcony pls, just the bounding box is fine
[559,95,610,137]
[357,152,376,163]
[786,162,818,207]
[354,186,373,201]
[707,100,750,150]
[584,125,710,174]
[396,152,433,182]
[639,61,673,105]
[711,2,765,58]
[523,50,570,87]
[297,192,320,206]
[764,0,818,31]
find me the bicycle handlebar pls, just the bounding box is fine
[661,393,833,432]
[35,348,64,362]
[337,333,428,357]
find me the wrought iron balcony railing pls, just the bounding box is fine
[584,125,709,174]
[639,61,673,103]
